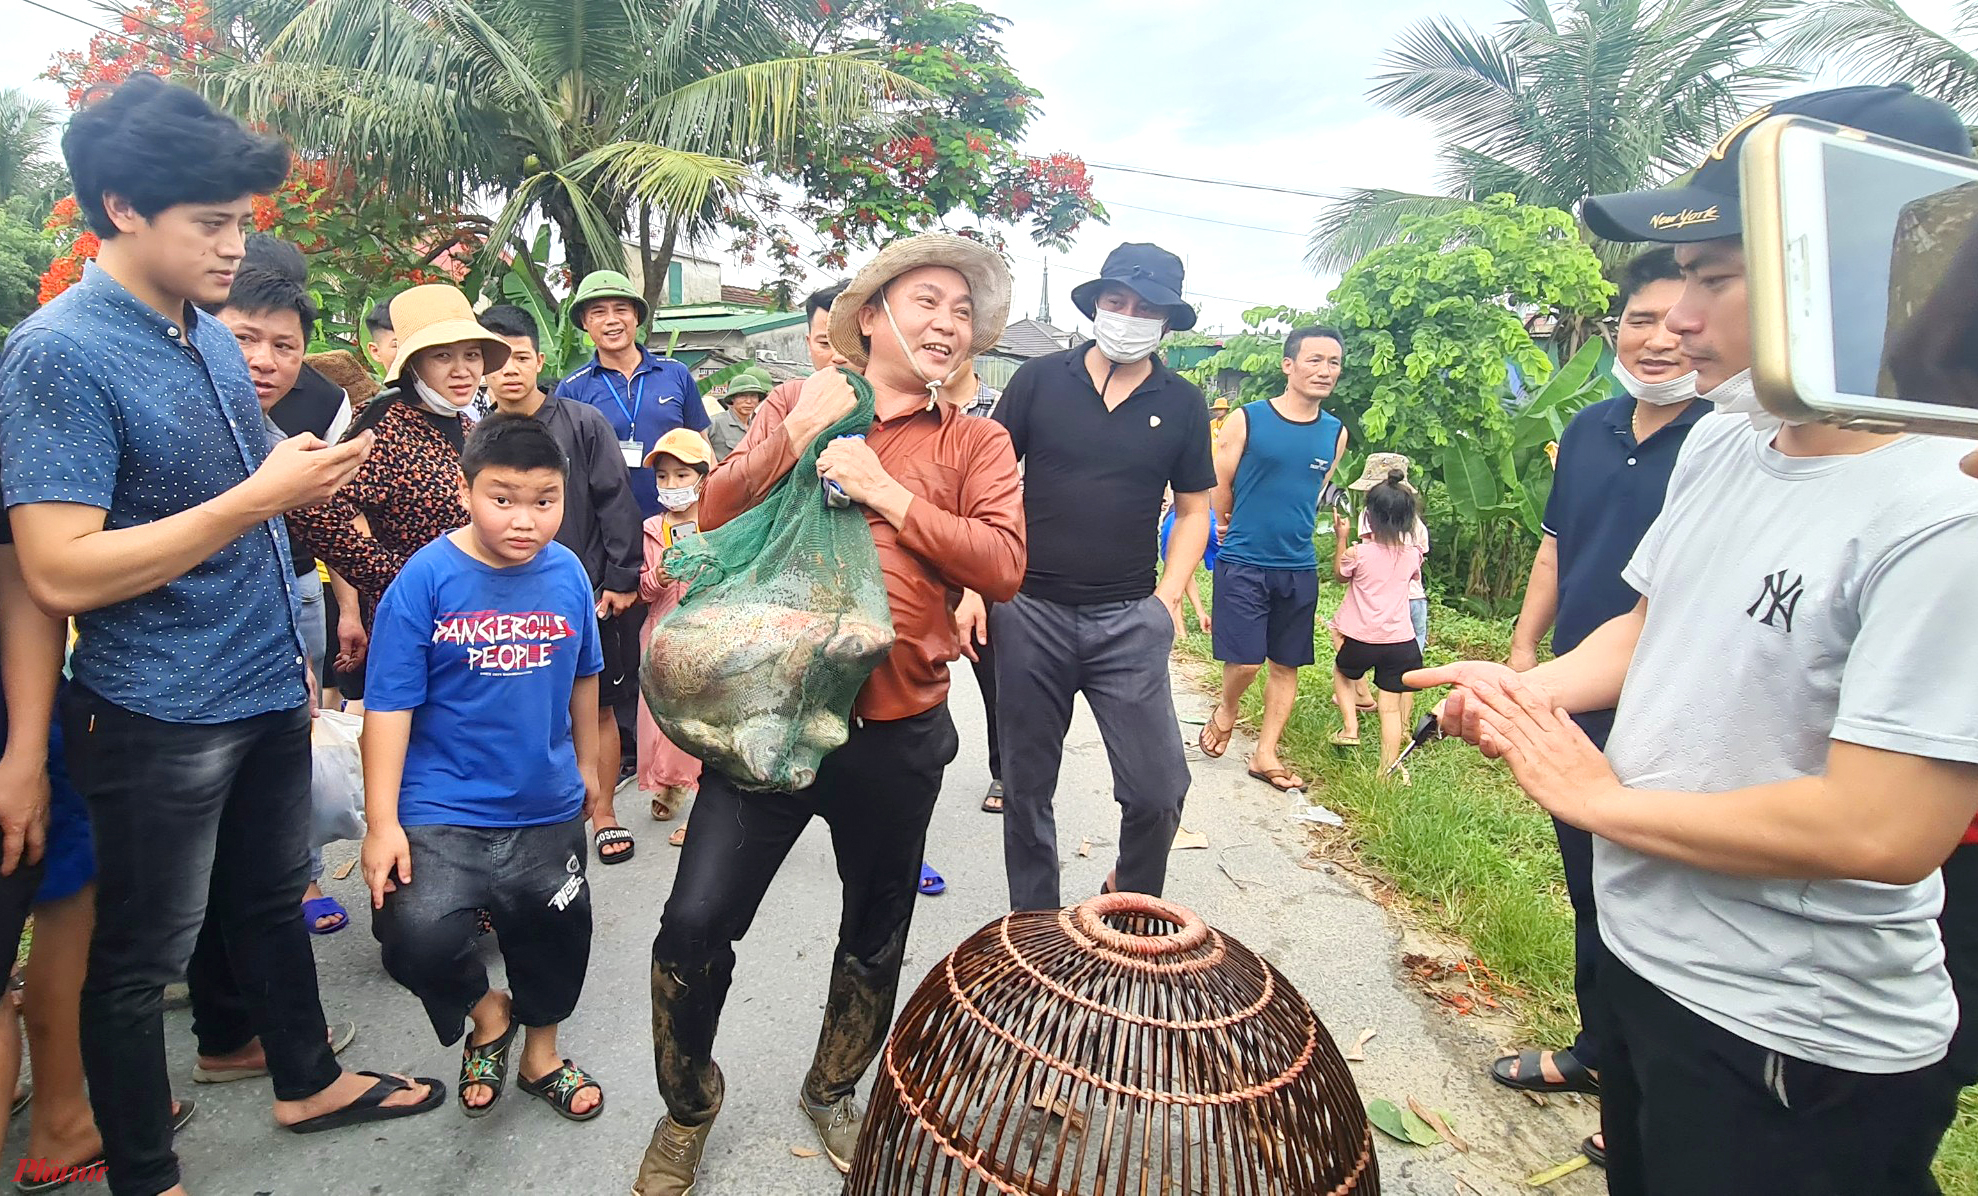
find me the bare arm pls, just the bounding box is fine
[570,673,601,811]
[0,544,63,872]
[1158,491,1212,599]
[1509,535,1560,671]
[1208,407,1247,531]
[9,435,370,618]
[359,707,414,908]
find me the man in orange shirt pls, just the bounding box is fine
[632,235,1024,1195]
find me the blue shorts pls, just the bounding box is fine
[1211,559,1319,667]
[37,703,95,905]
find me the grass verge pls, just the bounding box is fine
[1174,574,1975,1193]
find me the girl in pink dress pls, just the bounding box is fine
[1330,469,1427,778]
[638,433,708,841]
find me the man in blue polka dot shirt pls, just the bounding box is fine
[0,75,445,1195]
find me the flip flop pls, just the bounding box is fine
[980,779,1004,814]
[17,1102,197,1193]
[1329,731,1361,747]
[303,895,349,935]
[518,1059,604,1123]
[1247,767,1305,793]
[918,863,946,897]
[1583,1136,1606,1168]
[1489,1047,1601,1095]
[1197,708,1234,759]
[458,1019,518,1118]
[195,1020,358,1084]
[283,1071,445,1135]
[668,825,687,847]
[593,826,635,864]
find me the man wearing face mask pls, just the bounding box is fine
[1412,86,1978,1194]
[1494,249,1703,1123]
[977,242,1214,911]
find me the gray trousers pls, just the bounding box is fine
[992,591,1189,911]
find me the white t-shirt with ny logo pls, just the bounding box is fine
[1602,412,1978,1074]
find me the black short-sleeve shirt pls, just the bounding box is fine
[995,343,1217,604]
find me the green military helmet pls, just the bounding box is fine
[569,269,649,330]
[720,365,776,407]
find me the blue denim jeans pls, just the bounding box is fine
[62,685,339,1196]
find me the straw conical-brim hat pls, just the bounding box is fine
[384,284,511,384]
[828,234,1011,369]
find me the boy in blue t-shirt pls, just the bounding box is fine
[361,416,607,1123]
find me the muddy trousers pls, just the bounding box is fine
[649,705,959,1125]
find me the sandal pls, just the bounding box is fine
[518,1059,603,1122]
[195,1020,358,1083]
[980,779,1004,814]
[1489,1047,1601,1095]
[668,824,688,847]
[458,1019,518,1118]
[1329,731,1360,747]
[1246,766,1305,793]
[1583,1135,1606,1168]
[1197,708,1235,759]
[650,794,674,822]
[283,1071,445,1134]
[303,895,349,936]
[919,862,946,897]
[593,826,635,865]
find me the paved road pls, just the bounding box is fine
[6,661,1602,1194]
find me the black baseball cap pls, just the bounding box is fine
[1583,84,1973,244]
[1070,243,1199,331]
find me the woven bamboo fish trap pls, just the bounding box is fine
[847,892,1379,1195]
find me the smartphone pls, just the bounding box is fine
[340,389,399,442]
[1744,114,1978,437]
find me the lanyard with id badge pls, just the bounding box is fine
[604,369,649,466]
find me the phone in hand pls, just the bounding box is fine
[1743,115,1978,438]
[340,389,399,442]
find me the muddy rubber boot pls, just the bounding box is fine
[798,928,908,1173]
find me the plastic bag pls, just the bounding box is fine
[641,371,895,791]
[310,708,368,846]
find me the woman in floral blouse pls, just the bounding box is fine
[289,284,508,626]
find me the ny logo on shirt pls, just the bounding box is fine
[1746,569,1805,633]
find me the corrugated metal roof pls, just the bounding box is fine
[648,304,809,335]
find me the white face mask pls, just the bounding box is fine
[1092,309,1165,365]
[410,376,471,417]
[1702,368,1812,433]
[1611,358,1698,407]
[882,293,963,409]
[654,484,699,512]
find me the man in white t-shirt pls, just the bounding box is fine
[1413,85,1978,1196]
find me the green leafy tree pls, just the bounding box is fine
[1309,0,1795,273]
[1772,0,1978,123]
[0,88,61,208]
[0,198,55,334]
[204,0,913,287]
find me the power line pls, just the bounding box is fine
[1002,248,1287,314]
[1103,200,1306,238]
[1087,161,1334,201]
[15,0,246,72]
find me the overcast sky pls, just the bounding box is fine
[5,0,1969,334]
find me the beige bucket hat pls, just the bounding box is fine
[827,233,1011,369]
[1347,452,1413,492]
[384,284,511,385]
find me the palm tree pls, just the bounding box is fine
[1308,0,1797,272]
[0,88,60,206]
[1772,0,1978,123]
[205,0,916,283]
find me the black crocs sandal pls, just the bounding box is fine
[594,826,635,864]
[1489,1047,1600,1095]
[458,1019,518,1118]
[283,1072,445,1134]
[518,1059,604,1123]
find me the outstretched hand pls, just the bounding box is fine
[1458,679,1620,829]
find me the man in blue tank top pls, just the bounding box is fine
[1200,326,1348,792]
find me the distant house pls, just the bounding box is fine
[978,318,1074,388]
[620,250,724,306]
[647,302,811,380]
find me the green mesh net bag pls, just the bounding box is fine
[640,371,896,792]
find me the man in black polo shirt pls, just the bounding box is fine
[986,243,1213,910]
[1494,248,1705,1129]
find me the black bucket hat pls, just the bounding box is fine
[1583,84,1973,245]
[1070,243,1199,331]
